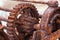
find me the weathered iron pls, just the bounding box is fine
[0,0,60,40]
[0,3,39,40]
[9,3,39,40]
[17,0,58,7]
[32,0,60,40]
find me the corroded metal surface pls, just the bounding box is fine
[7,3,39,40]
[17,0,58,7]
[0,3,39,40]
[35,5,60,40]
[0,0,60,40]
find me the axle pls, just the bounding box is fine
[0,7,15,12]
[20,0,58,7]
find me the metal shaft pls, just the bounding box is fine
[20,1,48,4]
[20,0,58,7]
[0,7,15,12]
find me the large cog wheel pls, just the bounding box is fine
[7,3,39,40]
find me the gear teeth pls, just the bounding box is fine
[7,23,13,27]
[7,30,14,34]
[5,27,13,30]
[7,3,39,40]
[13,8,19,11]
[8,19,14,22]
[10,13,15,16]
[8,16,15,19]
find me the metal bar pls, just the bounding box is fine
[19,0,58,7]
[0,7,15,12]
[20,1,48,4]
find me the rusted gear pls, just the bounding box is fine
[33,7,60,40]
[14,3,39,40]
[7,3,39,40]
[13,3,39,20]
[40,7,60,40]
[7,13,19,40]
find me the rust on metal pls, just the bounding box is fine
[0,0,60,40]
